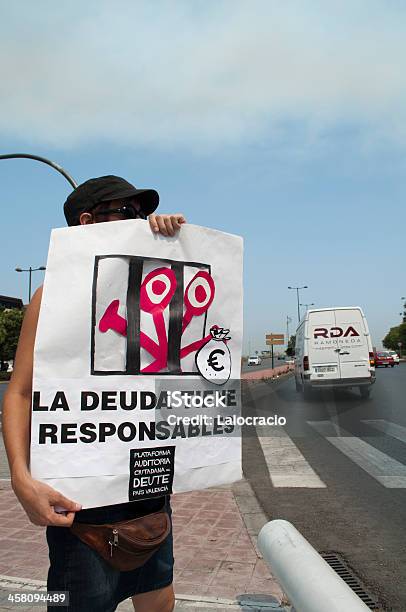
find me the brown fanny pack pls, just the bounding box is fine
[70,509,171,571]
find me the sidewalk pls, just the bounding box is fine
[241,365,294,381]
[0,443,286,610]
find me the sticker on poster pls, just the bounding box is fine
[129,446,175,500]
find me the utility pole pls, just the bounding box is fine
[300,303,315,312]
[288,285,308,324]
[286,316,292,350]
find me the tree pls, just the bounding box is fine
[383,322,406,355]
[0,308,24,367]
[286,334,296,356]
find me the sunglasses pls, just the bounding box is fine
[93,204,147,220]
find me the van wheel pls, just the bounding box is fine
[391,364,394,368]
[360,387,370,399]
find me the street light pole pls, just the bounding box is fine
[300,303,315,312]
[15,266,46,302]
[296,288,300,321]
[0,154,77,189]
[286,316,292,347]
[288,286,308,324]
[29,267,32,303]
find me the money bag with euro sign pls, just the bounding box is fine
[195,326,232,385]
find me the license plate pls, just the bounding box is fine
[315,366,336,373]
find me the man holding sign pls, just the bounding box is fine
[3,174,243,612]
[2,176,186,612]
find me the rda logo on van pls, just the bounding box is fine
[313,326,359,339]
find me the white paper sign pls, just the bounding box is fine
[31,220,243,508]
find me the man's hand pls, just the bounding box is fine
[149,213,186,237]
[12,474,82,527]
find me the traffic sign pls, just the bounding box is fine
[265,333,285,368]
[266,333,284,346]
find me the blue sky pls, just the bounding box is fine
[1,1,405,352]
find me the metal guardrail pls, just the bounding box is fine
[258,520,371,612]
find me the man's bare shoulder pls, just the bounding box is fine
[31,285,43,305]
[24,286,43,321]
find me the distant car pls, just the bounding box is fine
[278,355,285,360]
[247,355,261,366]
[374,351,394,368]
[387,351,400,365]
[285,357,295,365]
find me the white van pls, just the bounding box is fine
[294,307,375,399]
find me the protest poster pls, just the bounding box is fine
[30,220,243,508]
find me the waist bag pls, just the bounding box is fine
[70,509,171,571]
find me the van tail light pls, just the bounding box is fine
[369,352,375,366]
[303,356,309,371]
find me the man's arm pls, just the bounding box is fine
[2,287,81,526]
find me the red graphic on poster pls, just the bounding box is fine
[98,267,222,374]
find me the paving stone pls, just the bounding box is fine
[0,436,284,608]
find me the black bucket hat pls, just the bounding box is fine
[63,175,159,226]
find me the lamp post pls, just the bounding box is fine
[286,315,292,348]
[0,153,77,188]
[300,303,315,312]
[288,286,308,323]
[15,266,46,302]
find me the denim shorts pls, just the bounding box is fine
[46,496,173,612]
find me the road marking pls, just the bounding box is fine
[362,420,406,444]
[308,421,406,488]
[324,399,341,436]
[257,427,326,488]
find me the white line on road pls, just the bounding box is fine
[257,427,326,488]
[308,421,406,488]
[362,420,406,444]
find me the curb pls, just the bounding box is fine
[0,576,242,610]
[0,576,287,610]
[241,366,294,381]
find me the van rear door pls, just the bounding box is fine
[309,310,340,381]
[334,309,369,379]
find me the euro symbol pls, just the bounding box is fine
[207,349,225,372]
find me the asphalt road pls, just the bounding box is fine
[242,356,288,373]
[242,364,406,611]
[2,369,405,608]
